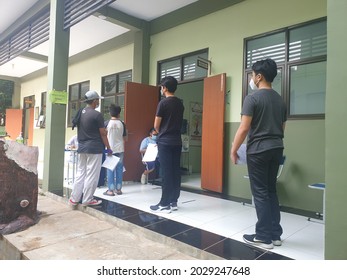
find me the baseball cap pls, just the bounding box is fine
[84,90,104,102]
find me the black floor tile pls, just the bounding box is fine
[99,199,139,219]
[172,228,227,250]
[144,218,194,237]
[204,238,275,260]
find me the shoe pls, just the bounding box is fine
[150,204,171,214]
[83,199,102,206]
[272,239,282,246]
[243,234,274,249]
[170,202,178,211]
[116,190,122,195]
[69,198,78,206]
[141,173,147,184]
[103,191,115,196]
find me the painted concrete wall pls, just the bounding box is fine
[18,0,327,213]
[325,0,347,260]
[149,0,327,212]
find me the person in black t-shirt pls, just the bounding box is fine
[150,76,184,214]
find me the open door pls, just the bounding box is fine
[201,73,226,193]
[123,82,159,181]
[5,108,23,141]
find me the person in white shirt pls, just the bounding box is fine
[104,104,125,196]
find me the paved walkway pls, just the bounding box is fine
[0,192,221,260]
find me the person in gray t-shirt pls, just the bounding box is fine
[69,90,112,207]
[231,58,287,250]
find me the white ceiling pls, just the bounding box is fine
[0,0,198,78]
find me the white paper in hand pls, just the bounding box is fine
[102,155,120,171]
[236,144,247,165]
[142,143,158,162]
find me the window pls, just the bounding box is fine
[0,79,14,129]
[158,49,209,83]
[244,18,326,119]
[67,81,90,127]
[101,70,132,120]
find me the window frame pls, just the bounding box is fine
[157,48,209,84]
[243,17,327,120]
[67,80,90,127]
[101,70,132,120]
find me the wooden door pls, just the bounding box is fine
[123,82,159,181]
[24,107,34,146]
[5,108,23,141]
[201,74,226,192]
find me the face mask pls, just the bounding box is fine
[152,135,157,141]
[160,89,165,97]
[249,78,257,90]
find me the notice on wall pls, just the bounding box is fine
[49,90,67,104]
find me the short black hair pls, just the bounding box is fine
[109,104,121,117]
[252,58,278,82]
[149,127,156,134]
[160,76,178,93]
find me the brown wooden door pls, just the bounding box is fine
[123,82,159,181]
[201,73,226,193]
[5,108,23,141]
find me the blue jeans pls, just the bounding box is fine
[247,148,283,243]
[107,152,124,191]
[157,144,182,206]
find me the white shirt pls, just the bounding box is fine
[107,119,124,153]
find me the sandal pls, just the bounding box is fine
[103,191,115,196]
[116,190,122,195]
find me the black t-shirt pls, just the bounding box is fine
[77,107,105,154]
[156,96,184,146]
[241,88,287,154]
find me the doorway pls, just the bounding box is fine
[176,74,226,193]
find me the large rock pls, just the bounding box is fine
[0,139,39,234]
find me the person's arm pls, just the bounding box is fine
[154,116,161,134]
[230,115,252,164]
[99,127,112,155]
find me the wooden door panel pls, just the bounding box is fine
[201,74,226,192]
[123,82,159,181]
[5,108,22,141]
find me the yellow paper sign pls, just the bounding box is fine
[49,90,67,104]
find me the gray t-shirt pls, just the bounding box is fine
[77,107,105,154]
[241,88,287,154]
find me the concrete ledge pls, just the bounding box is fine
[0,192,222,260]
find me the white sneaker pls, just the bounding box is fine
[141,173,147,184]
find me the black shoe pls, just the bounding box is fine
[243,234,274,249]
[150,204,171,214]
[170,202,178,211]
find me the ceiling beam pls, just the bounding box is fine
[150,0,245,35]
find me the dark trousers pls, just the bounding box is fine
[247,148,283,242]
[157,143,182,206]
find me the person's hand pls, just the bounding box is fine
[106,148,113,156]
[230,149,239,165]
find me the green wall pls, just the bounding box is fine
[224,120,325,212]
[325,0,347,259]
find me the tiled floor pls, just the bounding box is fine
[63,174,324,260]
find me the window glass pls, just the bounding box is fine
[246,32,286,68]
[290,61,326,115]
[118,71,132,93]
[80,81,90,97]
[289,21,327,61]
[70,84,79,101]
[103,74,117,95]
[183,53,208,80]
[160,59,181,81]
